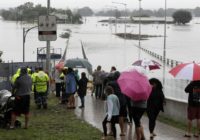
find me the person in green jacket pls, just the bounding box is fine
[31,67,39,102]
[33,67,49,109]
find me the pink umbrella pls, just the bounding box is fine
[117,70,152,101]
[169,62,200,81]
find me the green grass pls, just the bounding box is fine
[157,115,187,131]
[0,94,101,140]
[157,115,198,133]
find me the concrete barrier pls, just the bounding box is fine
[160,98,187,123]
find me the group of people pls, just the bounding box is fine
[8,64,200,140]
[92,65,165,140]
[54,67,88,109]
[10,66,49,129]
[9,65,89,129]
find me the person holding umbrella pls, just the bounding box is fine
[117,69,152,140]
[131,100,146,140]
[184,80,200,137]
[147,78,165,138]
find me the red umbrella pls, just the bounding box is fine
[55,61,64,70]
[169,62,200,81]
[133,59,161,70]
[117,70,152,101]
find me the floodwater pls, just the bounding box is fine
[1,17,200,101]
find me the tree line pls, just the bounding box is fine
[82,7,200,17]
[0,2,82,24]
[0,2,197,24]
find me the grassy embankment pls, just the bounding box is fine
[158,115,197,133]
[0,94,101,140]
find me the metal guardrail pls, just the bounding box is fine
[138,46,189,102]
[140,47,183,68]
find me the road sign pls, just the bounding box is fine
[38,15,57,41]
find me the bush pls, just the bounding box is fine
[172,10,192,24]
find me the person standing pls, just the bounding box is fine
[10,67,32,129]
[131,100,147,140]
[147,78,165,138]
[31,67,39,103]
[102,86,120,140]
[60,67,67,104]
[77,72,88,108]
[92,65,103,99]
[65,67,77,109]
[33,67,49,109]
[107,71,127,136]
[54,68,63,98]
[184,80,200,137]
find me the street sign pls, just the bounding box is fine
[38,15,57,41]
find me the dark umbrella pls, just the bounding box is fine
[64,58,93,74]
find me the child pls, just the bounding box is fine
[102,86,120,140]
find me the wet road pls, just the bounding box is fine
[74,94,198,140]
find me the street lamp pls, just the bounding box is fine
[138,0,142,59]
[163,0,167,86]
[105,5,118,34]
[112,1,127,39]
[23,26,38,62]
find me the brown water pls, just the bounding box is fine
[0,17,199,101]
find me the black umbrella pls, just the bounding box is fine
[65,58,93,74]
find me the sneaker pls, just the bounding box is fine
[9,126,15,130]
[79,106,84,108]
[184,134,191,137]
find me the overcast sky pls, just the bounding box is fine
[0,0,200,10]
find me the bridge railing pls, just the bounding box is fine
[140,47,183,68]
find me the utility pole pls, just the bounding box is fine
[138,0,142,59]
[46,0,51,74]
[163,0,167,86]
[112,2,127,39]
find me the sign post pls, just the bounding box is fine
[38,15,57,41]
[38,0,57,75]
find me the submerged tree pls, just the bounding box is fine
[172,10,192,24]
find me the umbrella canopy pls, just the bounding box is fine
[55,61,64,70]
[122,65,147,75]
[117,70,152,101]
[65,58,93,74]
[133,59,161,70]
[169,62,200,81]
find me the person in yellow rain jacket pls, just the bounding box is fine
[31,67,39,102]
[32,67,49,109]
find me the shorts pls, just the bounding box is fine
[187,106,200,120]
[119,106,127,117]
[13,95,30,116]
[132,107,146,128]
